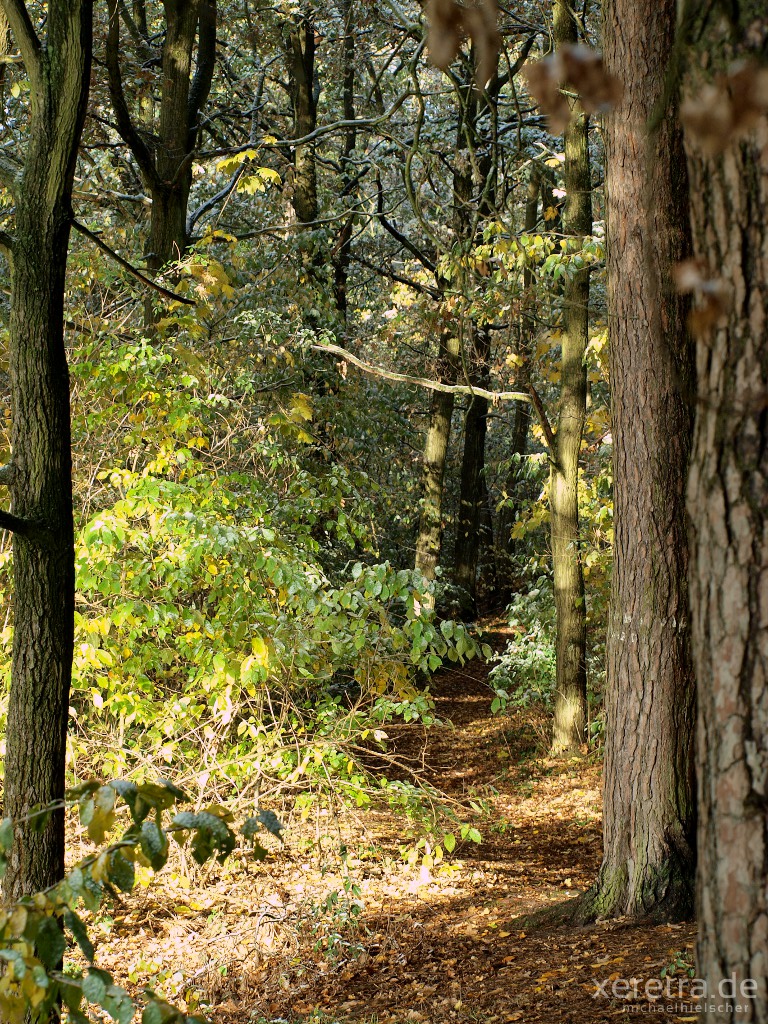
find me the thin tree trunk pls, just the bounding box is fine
[287,14,318,228]
[106,0,216,320]
[333,0,356,319]
[682,3,768,1009]
[498,164,540,595]
[454,328,490,619]
[578,0,696,920]
[0,0,92,901]
[414,333,459,598]
[549,0,590,755]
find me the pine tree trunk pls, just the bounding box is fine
[579,0,696,921]
[682,4,768,1010]
[1,0,92,901]
[549,0,590,755]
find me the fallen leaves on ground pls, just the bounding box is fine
[68,618,697,1023]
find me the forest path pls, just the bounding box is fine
[317,621,698,1024]
[90,621,698,1024]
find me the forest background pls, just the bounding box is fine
[0,0,765,1022]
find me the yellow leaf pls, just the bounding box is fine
[7,907,27,938]
[216,148,257,174]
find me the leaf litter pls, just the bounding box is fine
[67,619,697,1023]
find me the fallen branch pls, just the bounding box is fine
[313,342,531,403]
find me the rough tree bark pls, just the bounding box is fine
[285,12,318,227]
[548,0,590,755]
[0,0,92,900]
[106,0,216,303]
[681,3,768,1013]
[579,0,696,920]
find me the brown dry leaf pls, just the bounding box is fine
[426,0,499,88]
[524,57,570,133]
[426,0,464,72]
[681,60,768,155]
[525,44,623,133]
[673,258,730,335]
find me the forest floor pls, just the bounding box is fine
[83,620,699,1024]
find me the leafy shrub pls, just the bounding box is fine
[489,575,557,712]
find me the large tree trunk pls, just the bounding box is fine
[579,0,696,920]
[548,0,590,755]
[682,5,768,1013]
[0,0,92,901]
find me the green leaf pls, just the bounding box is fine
[443,833,456,854]
[35,916,66,969]
[140,820,169,871]
[82,971,107,1005]
[142,1001,164,1024]
[104,985,135,1024]
[256,810,285,838]
[28,803,53,834]
[108,851,135,892]
[64,908,95,962]
[241,817,260,840]
[67,780,101,801]
[0,818,13,851]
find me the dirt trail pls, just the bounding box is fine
[89,626,698,1023]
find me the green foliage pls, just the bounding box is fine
[0,782,281,1024]
[489,578,558,711]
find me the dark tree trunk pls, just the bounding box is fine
[106,0,216,319]
[579,0,696,920]
[332,0,356,319]
[0,0,92,901]
[549,0,590,755]
[286,14,318,227]
[681,4,768,1011]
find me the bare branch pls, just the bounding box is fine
[0,508,54,546]
[188,0,216,133]
[105,0,161,191]
[72,220,196,306]
[313,342,531,403]
[376,173,436,273]
[0,0,42,90]
[527,381,556,455]
[0,147,21,190]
